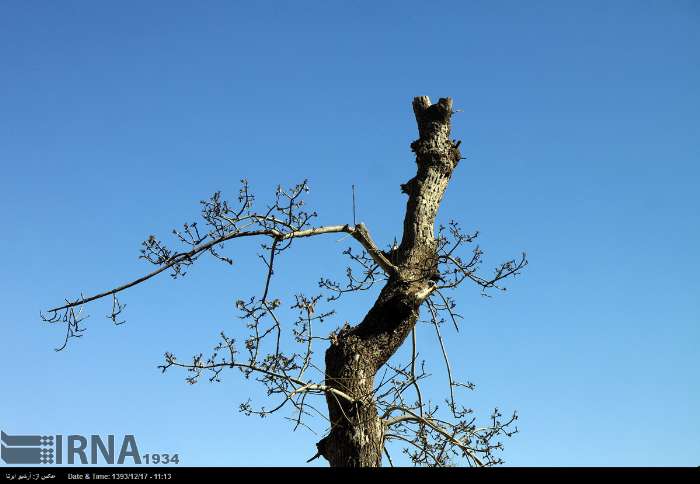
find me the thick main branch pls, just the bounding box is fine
[319,96,461,467]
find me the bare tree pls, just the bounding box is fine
[42,96,526,467]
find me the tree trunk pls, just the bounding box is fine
[318,96,461,467]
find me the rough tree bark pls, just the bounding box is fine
[317,96,461,467]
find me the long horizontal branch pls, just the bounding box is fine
[165,358,356,404]
[48,223,396,313]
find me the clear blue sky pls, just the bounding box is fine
[1,0,698,467]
